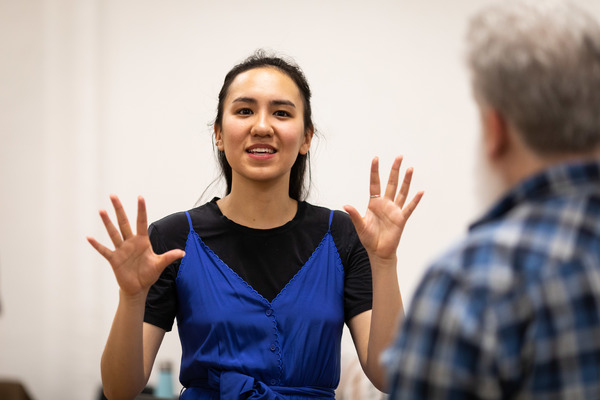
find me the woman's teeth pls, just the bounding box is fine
[249,148,275,154]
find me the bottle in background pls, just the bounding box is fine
[156,360,174,398]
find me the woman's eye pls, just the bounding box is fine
[274,110,290,117]
[237,108,253,115]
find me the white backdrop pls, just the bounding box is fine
[2,1,599,399]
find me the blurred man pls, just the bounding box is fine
[384,1,600,398]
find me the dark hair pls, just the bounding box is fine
[214,50,315,201]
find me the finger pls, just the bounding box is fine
[401,191,425,219]
[157,249,186,270]
[395,167,414,209]
[384,156,403,200]
[369,157,381,198]
[86,236,113,261]
[343,205,365,233]
[99,209,124,247]
[110,194,134,240]
[136,196,148,237]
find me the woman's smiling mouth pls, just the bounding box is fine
[246,144,277,156]
[247,147,275,154]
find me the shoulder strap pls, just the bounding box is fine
[328,210,334,231]
[184,211,194,232]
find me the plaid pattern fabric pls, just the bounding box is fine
[384,160,600,399]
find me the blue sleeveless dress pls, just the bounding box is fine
[177,210,345,399]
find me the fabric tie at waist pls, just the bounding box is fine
[188,369,335,399]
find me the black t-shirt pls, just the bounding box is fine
[144,199,373,332]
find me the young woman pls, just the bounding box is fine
[88,52,423,399]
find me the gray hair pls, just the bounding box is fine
[466,0,600,155]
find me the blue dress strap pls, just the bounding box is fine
[328,210,334,231]
[184,211,194,232]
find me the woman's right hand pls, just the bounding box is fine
[87,195,185,297]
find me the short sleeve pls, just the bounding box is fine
[144,223,179,332]
[331,210,373,323]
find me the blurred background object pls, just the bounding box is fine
[0,379,35,400]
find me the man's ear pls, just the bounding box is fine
[481,107,509,159]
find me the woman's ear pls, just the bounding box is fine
[299,127,314,155]
[214,124,224,151]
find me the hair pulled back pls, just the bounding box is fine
[214,50,315,201]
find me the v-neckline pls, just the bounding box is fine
[193,229,333,306]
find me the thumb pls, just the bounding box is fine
[343,205,365,233]
[157,249,186,270]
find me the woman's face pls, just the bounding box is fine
[215,67,313,191]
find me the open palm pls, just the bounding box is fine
[345,156,423,264]
[87,195,185,296]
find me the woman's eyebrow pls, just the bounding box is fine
[232,97,295,108]
[271,99,296,108]
[232,96,256,104]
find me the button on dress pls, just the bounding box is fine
[177,210,345,399]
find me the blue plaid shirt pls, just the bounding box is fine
[384,160,600,399]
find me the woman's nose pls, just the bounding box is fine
[250,112,274,136]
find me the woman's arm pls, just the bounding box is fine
[344,156,423,392]
[346,264,403,391]
[88,195,184,399]
[101,294,165,399]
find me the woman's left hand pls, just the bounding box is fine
[344,156,424,266]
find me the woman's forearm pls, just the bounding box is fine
[365,256,404,392]
[101,290,149,400]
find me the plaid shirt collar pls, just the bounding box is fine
[470,158,600,231]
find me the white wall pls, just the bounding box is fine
[2,1,599,399]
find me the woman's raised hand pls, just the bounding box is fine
[344,156,423,266]
[87,195,185,297]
